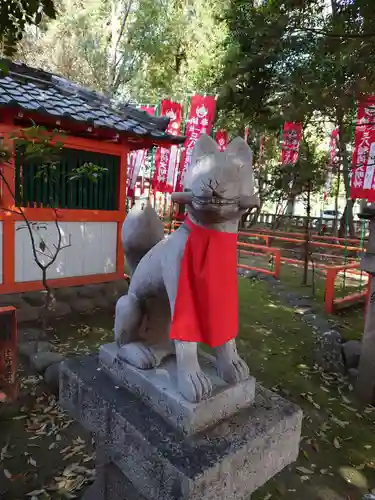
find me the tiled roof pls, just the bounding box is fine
[0,60,185,145]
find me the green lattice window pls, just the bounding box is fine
[15,147,120,210]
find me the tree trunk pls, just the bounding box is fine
[286,195,295,215]
[338,199,356,238]
[337,110,355,237]
[332,167,341,235]
[303,181,311,286]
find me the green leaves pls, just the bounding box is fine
[69,162,108,183]
[0,0,57,55]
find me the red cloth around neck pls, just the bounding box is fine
[170,217,238,348]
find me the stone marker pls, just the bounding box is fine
[356,203,375,404]
[60,135,302,500]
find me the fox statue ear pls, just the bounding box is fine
[226,137,258,208]
[190,134,219,165]
[183,134,219,190]
[226,137,253,168]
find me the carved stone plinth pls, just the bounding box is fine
[59,356,302,500]
[99,343,256,435]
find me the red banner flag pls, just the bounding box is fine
[281,122,302,166]
[330,128,339,166]
[215,130,229,152]
[127,106,155,197]
[351,96,375,201]
[152,100,183,194]
[324,128,339,201]
[175,95,217,192]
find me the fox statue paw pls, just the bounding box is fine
[215,339,250,384]
[117,341,175,370]
[177,368,212,403]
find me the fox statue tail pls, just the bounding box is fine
[122,201,165,275]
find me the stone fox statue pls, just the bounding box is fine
[115,134,259,403]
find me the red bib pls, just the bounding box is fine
[170,217,238,348]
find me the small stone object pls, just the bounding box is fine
[44,362,61,394]
[31,352,64,373]
[342,340,362,370]
[313,330,345,374]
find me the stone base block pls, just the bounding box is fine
[99,343,256,435]
[60,356,302,500]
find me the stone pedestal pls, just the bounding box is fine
[60,351,302,500]
[356,204,375,404]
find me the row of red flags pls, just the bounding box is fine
[127,98,305,197]
[126,95,220,197]
[127,94,375,202]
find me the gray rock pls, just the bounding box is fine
[44,362,61,394]
[54,287,79,301]
[0,294,26,308]
[17,306,42,323]
[22,291,46,307]
[314,330,345,374]
[71,298,93,314]
[19,341,54,358]
[78,284,106,299]
[18,327,47,342]
[31,352,64,373]
[92,295,111,310]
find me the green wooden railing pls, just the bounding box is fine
[15,147,120,210]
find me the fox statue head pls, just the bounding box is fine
[171,134,259,224]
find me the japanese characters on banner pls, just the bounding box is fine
[152,100,183,194]
[324,128,339,201]
[281,122,303,166]
[215,130,229,152]
[351,95,375,201]
[127,105,155,197]
[175,95,217,192]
